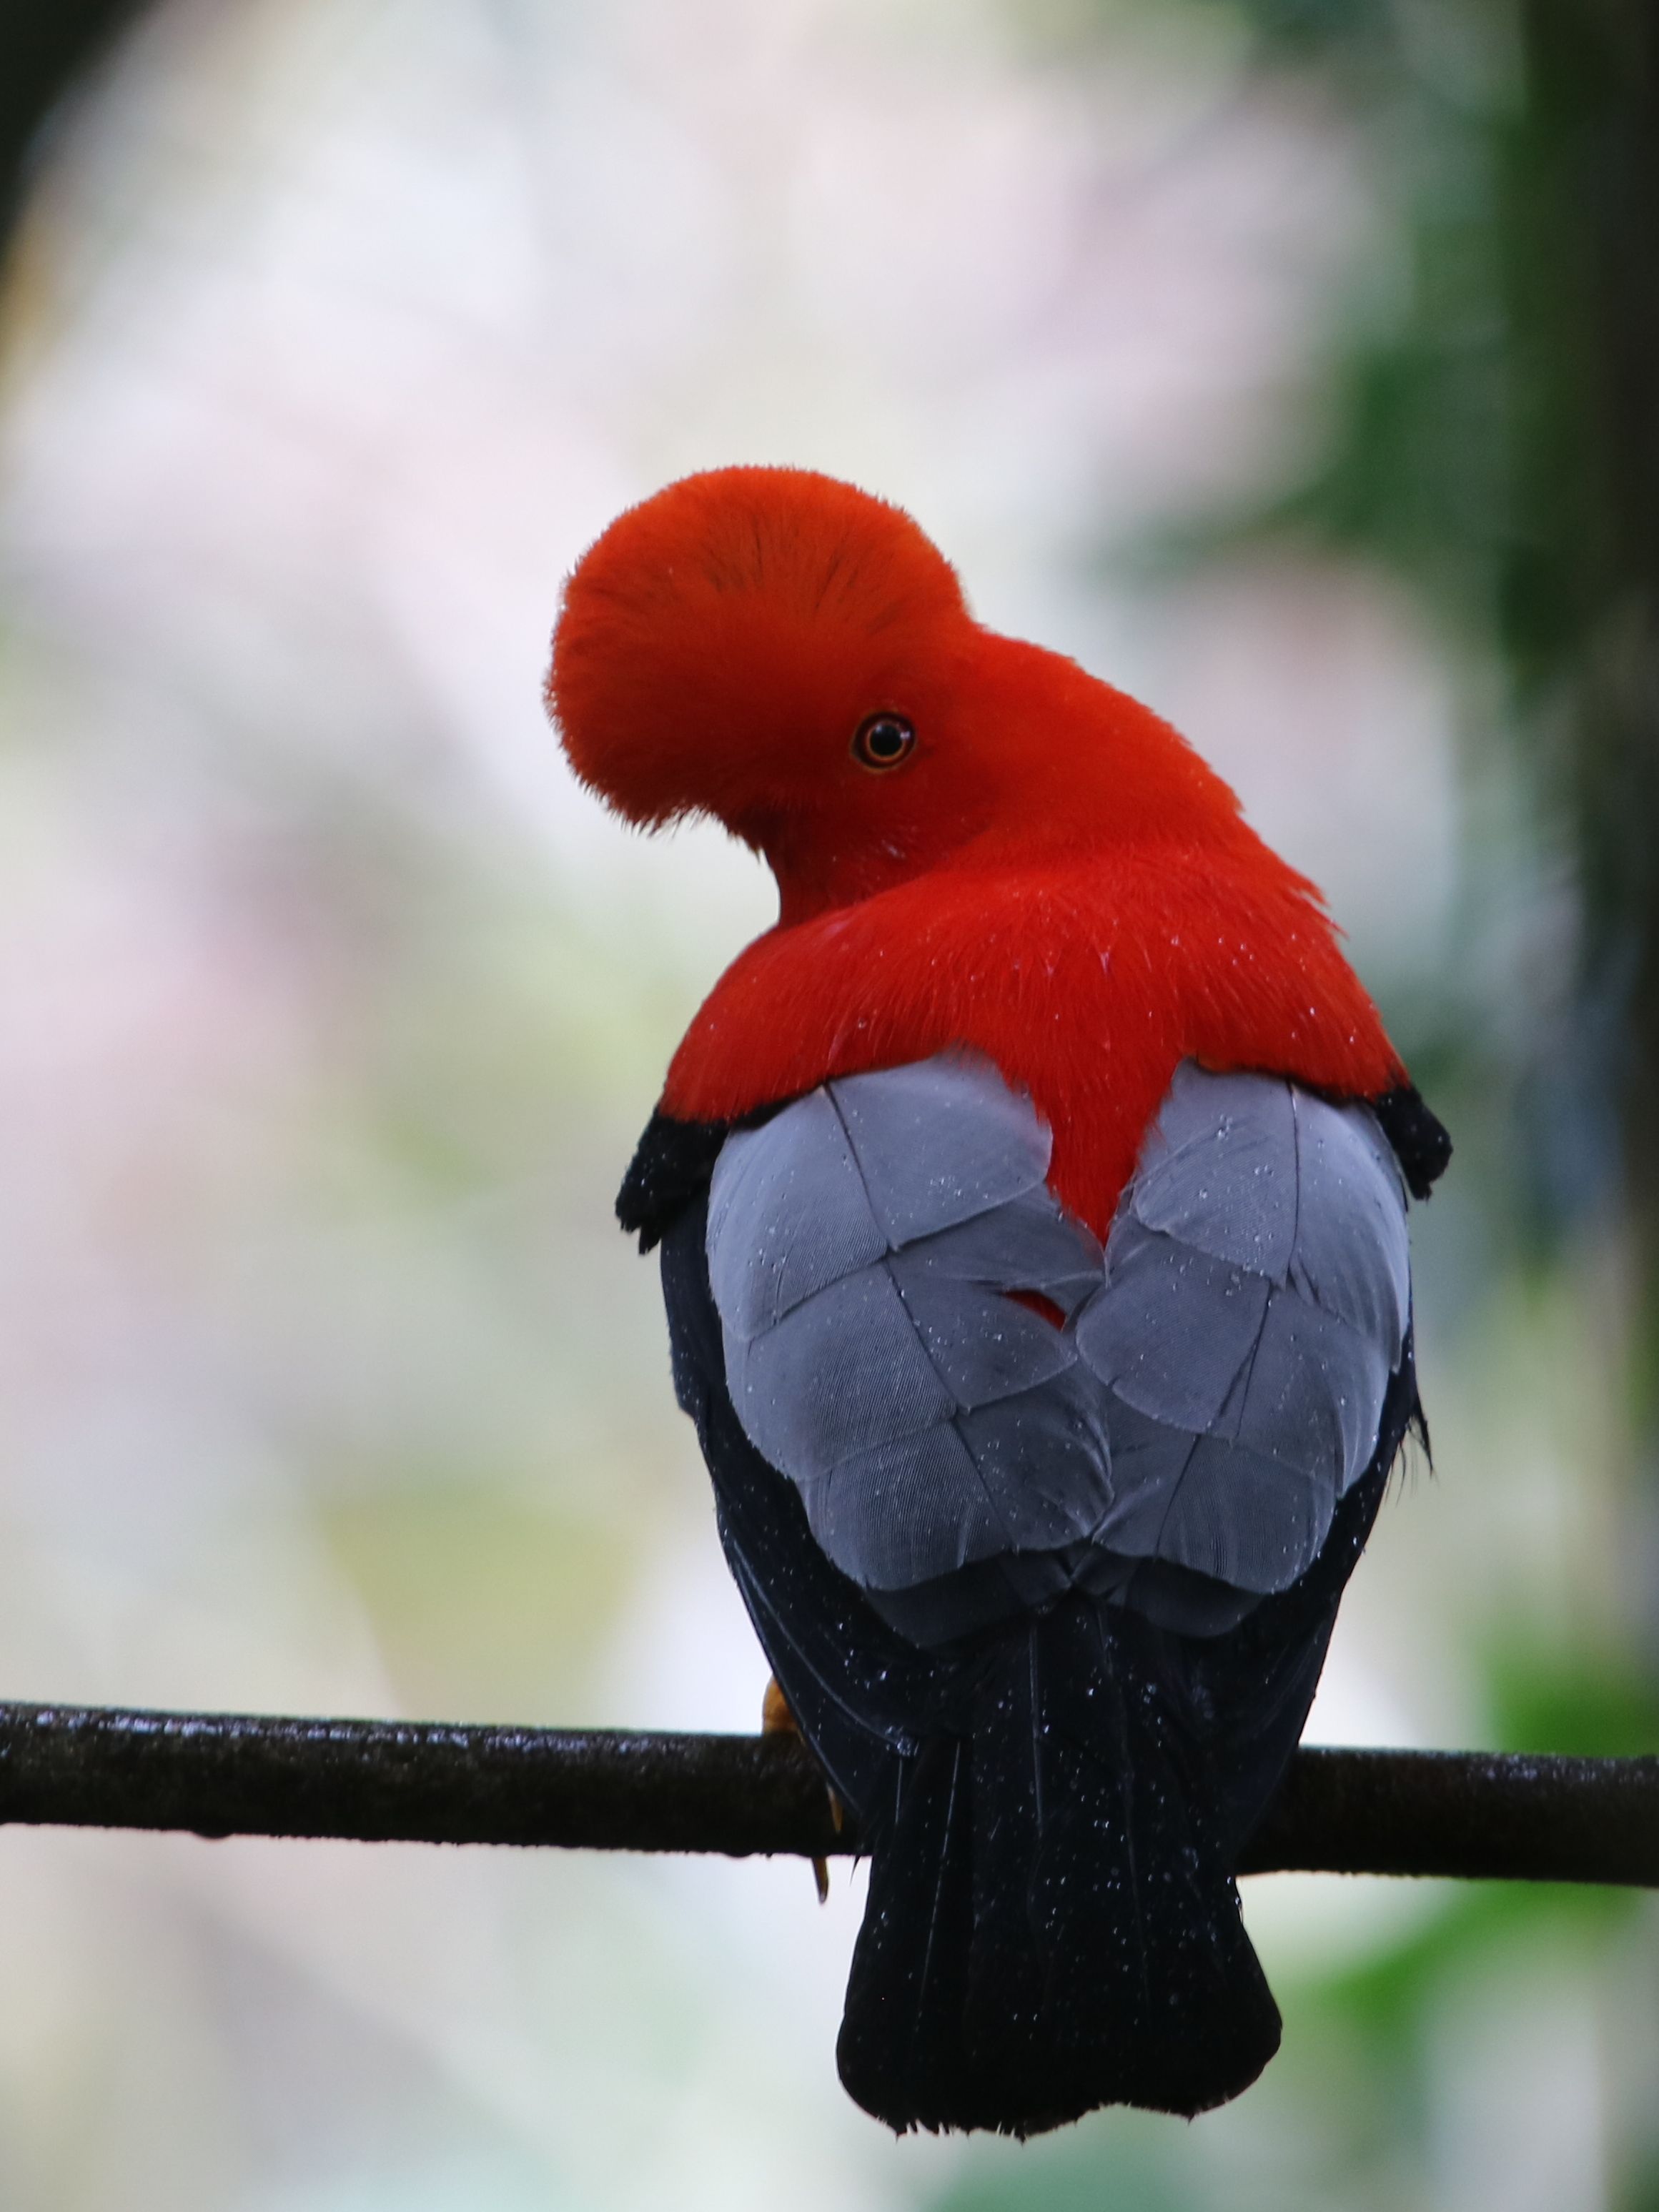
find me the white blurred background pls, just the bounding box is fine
[0,2,1652,2208]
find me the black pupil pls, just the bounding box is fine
[862,717,909,762]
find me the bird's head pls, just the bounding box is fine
[548,467,1244,926]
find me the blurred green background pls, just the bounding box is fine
[0,0,1654,2206]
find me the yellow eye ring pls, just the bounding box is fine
[851,713,916,770]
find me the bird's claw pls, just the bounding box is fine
[762,1674,838,1903]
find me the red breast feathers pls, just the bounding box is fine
[548,466,1403,1239]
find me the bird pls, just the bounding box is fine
[545,465,1450,2138]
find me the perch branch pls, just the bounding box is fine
[0,1701,1653,1884]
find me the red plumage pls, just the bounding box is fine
[550,465,1402,1237]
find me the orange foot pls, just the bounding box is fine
[761,1675,843,1903]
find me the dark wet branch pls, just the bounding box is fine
[0,1700,1653,1885]
[1235,1745,1659,1885]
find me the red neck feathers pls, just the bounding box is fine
[549,467,1406,1237]
[660,843,1400,1241]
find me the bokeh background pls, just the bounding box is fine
[0,1,1655,2206]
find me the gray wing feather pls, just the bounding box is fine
[1128,1066,1301,1279]
[1076,1067,1410,1597]
[1287,1102,1410,1344]
[705,1050,1412,1627]
[956,1376,1115,1538]
[1075,1224,1274,1434]
[1227,1291,1392,1481]
[889,1186,1103,1314]
[832,1055,1051,1244]
[882,1261,1077,1403]
[1151,1439,1328,1591]
[1095,1400,1329,1592]
[801,1427,995,1589]
[726,1266,955,1479]
[706,1054,1111,1589]
[708,1090,887,1338]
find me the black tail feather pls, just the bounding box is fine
[836,1735,978,2126]
[838,1602,1281,2136]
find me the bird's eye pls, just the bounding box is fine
[851,713,916,771]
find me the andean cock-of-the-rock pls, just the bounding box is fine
[546,466,1450,2137]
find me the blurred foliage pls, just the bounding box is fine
[928,2114,1196,2212]
[320,1487,633,1722]
[0,0,148,251]
[1486,1641,1659,1756]
[1215,0,1659,1325]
